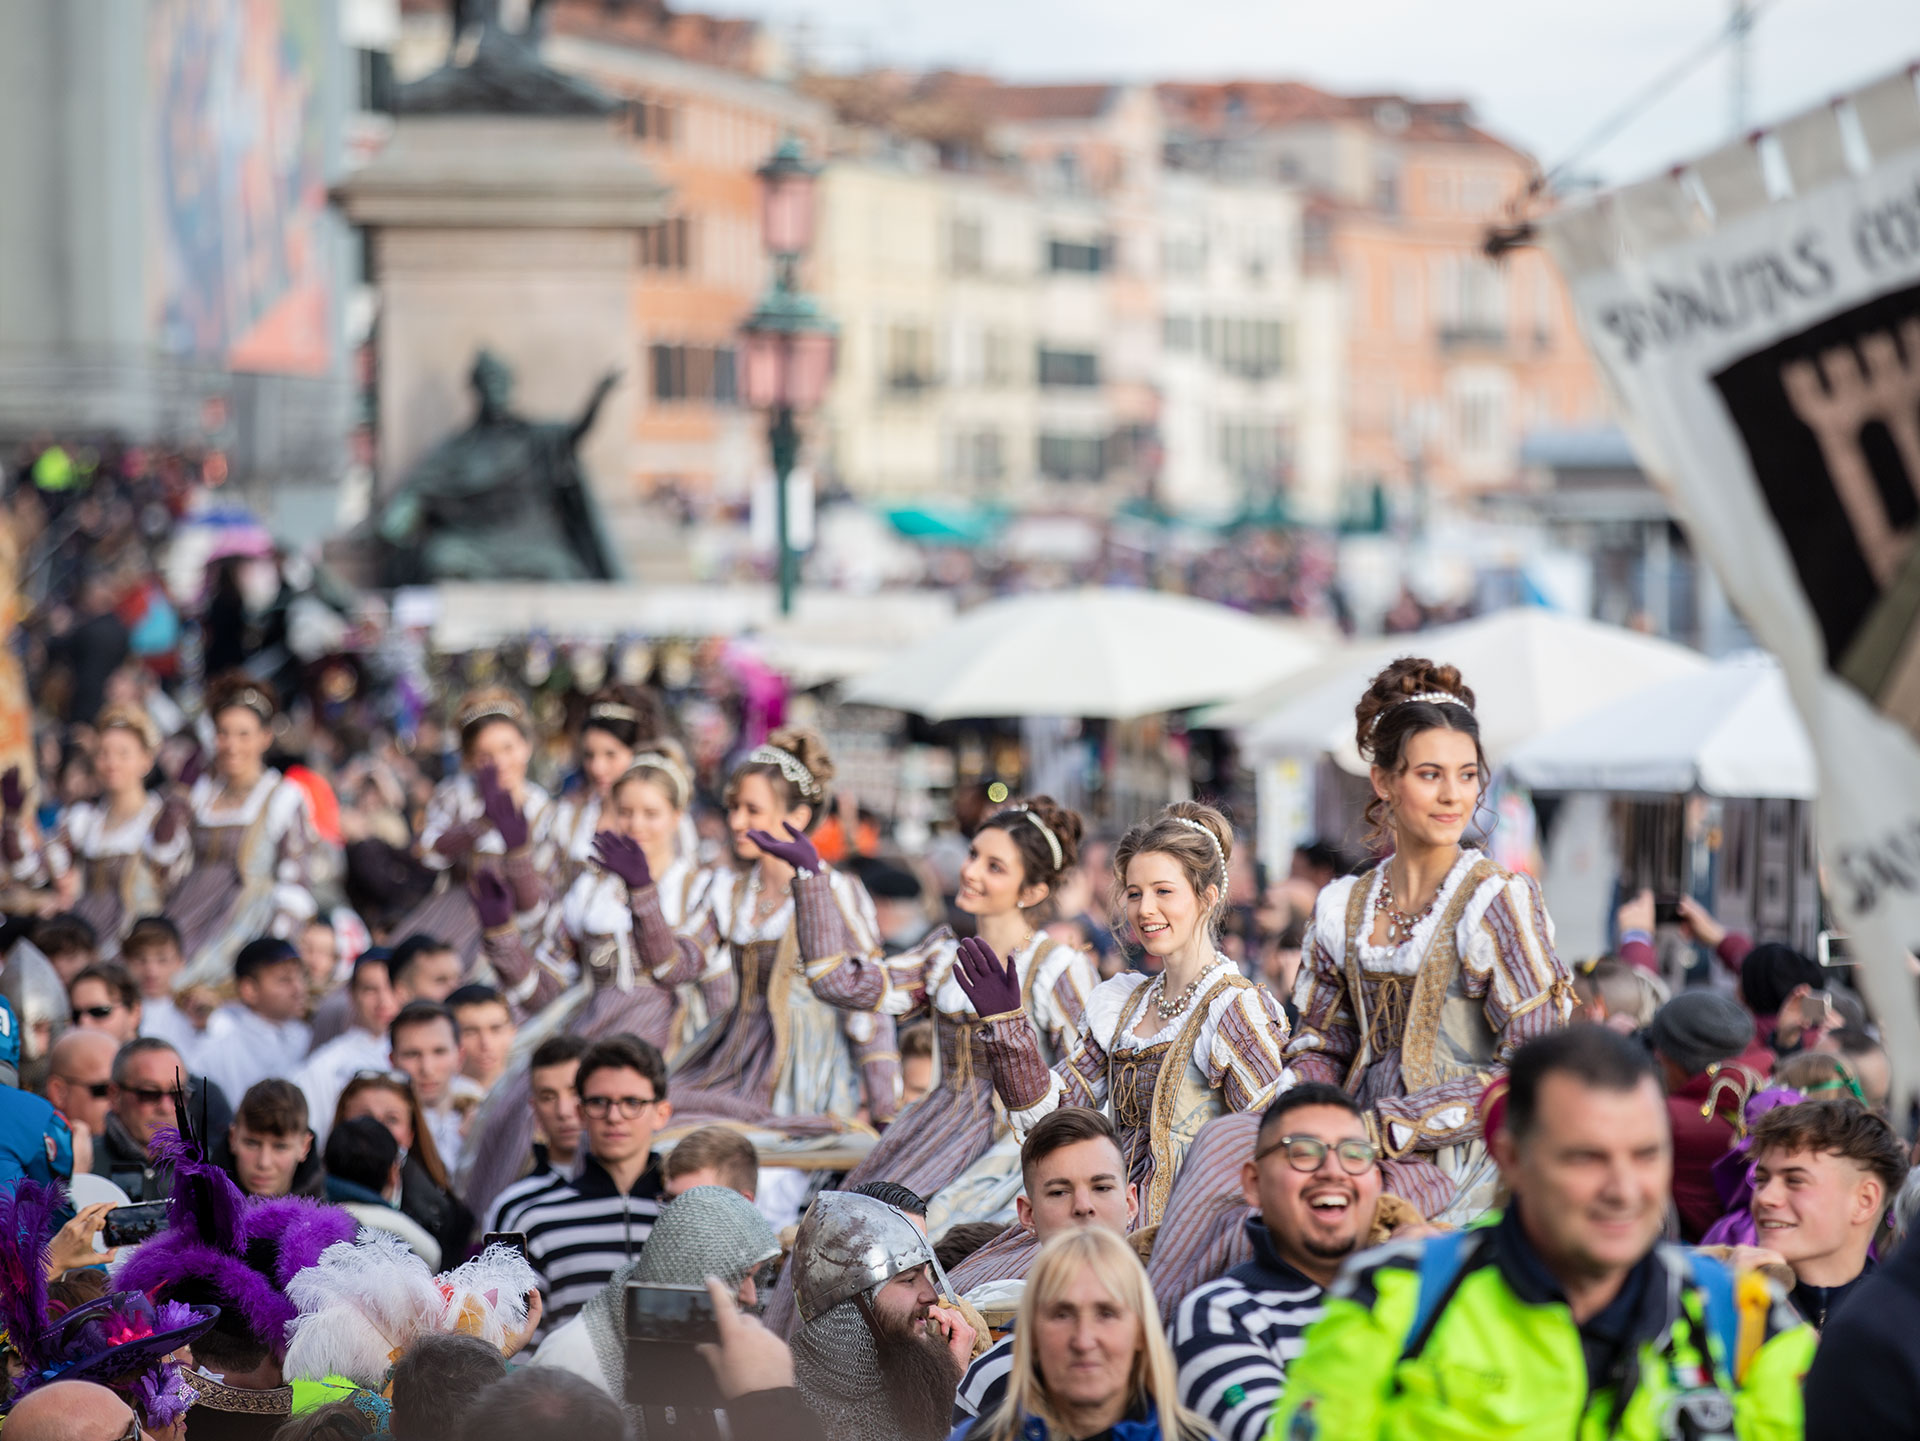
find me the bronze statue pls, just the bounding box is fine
[375,350,623,584]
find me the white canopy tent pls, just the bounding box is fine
[840,587,1330,720]
[1506,653,1816,799]
[1226,608,1709,773]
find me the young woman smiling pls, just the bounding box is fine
[167,674,321,985]
[809,796,1099,1220]
[546,684,670,889]
[956,801,1293,1228]
[1286,657,1574,1223]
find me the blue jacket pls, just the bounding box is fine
[0,1087,73,1186]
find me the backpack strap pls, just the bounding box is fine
[1399,1229,1479,1363]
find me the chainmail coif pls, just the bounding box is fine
[792,1299,907,1441]
[581,1184,778,1415]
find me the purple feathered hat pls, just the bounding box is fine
[0,1180,220,1431]
[114,1128,358,1362]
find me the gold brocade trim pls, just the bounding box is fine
[1338,878,1374,1091]
[807,952,850,980]
[1506,975,1574,1021]
[764,925,800,1107]
[974,1007,1028,1027]
[936,1009,986,1089]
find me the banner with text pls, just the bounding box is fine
[1541,65,1920,1097]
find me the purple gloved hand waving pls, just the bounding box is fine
[1,767,24,817]
[953,935,1022,1018]
[470,868,516,929]
[477,764,529,851]
[176,745,206,790]
[744,822,821,876]
[592,830,653,891]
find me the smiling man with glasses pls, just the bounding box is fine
[1172,1082,1387,1441]
[517,1035,673,1331]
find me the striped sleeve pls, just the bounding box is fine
[951,1334,1015,1424]
[1172,1276,1322,1441]
[1285,917,1359,1087]
[1203,983,1293,1114]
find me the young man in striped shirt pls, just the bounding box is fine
[482,1033,589,1235]
[1170,1081,1385,1441]
[516,1035,671,1329]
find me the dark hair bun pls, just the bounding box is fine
[1354,657,1475,759]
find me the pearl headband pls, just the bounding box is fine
[624,751,690,808]
[1005,805,1064,871]
[588,702,640,725]
[1171,816,1226,876]
[745,744,821,800]
[222,687,274,723]
[1366,690,1472,737]
[458,700,521,732]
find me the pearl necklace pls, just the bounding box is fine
[1152,955,1228,1022]
[1376,865,1441,948]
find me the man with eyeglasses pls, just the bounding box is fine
[517,1035,672,1330]
[89,1037,231,1202]
[1171,1082,1384,1441]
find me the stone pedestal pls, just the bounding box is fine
[335,112,668,551]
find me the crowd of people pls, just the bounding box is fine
[0,608,1911,1441]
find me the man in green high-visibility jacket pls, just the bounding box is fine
[1271,1026,1813,1441]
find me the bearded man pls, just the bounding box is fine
[788,1192,976,1441]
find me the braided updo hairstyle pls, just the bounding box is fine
[976,795,1083,901]
[1354,657,1485,847]
[1110,800,1235,940]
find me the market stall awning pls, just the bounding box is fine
[883,504,1006,546]
[1506,653,1815,799]
[840,586,1328,720]
[1223,607,1709,773]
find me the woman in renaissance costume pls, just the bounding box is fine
[4,705,188,952]
[168,674,320,985]
[954,801,1293,1229]
[808,794,1098,1224]
[1286,657,1574,1223]
[394,686,560,966]
[630,728,898,1131]
[546,684,670,890]
[458,746,715,1216]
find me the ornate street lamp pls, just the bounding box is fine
[741,137,836,616]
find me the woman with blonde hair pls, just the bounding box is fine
[958,1226,1209,1441]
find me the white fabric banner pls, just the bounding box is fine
[1540,66,1920,1100]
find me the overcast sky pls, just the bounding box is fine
[723,0,1919,184]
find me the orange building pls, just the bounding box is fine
[1158,82,1609,504]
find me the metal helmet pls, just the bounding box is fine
[791,1192,953,1326]
[0,940,70,1063]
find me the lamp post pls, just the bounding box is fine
[741,137,836,616]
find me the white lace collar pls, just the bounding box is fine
[1112,952,1235,1050]
[190,770,282,825]
[932,928,1047,1014]
[1355,849,1481,976]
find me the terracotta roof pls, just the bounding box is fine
[1156,79,1523,155]
[977,84,1119,122]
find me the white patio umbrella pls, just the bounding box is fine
[1231,607,1708,773]
[839,587,1327,720]
[1506,653,1815,798]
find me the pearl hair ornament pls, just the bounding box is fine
[745,743,822,800]
[1170,816,1226,877]
[624,751,691,809]
[1004,804,1065,871]
[1365,690,1473,737]
[587,702,641,725]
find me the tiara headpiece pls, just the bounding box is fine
[1366,690,1472,737]
[221,687,274,722]
[588,702,641,725]
[625,751,691,807]
[1171,816,1226,876]
[745,744,821,800]
[458,701,520,732]
[1005,804,1064,871]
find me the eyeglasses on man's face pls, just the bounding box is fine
[581,1093,658,1119]
[1255,1134,1379,1175]
[61,1077,112,1099]
[115,1084,184,1109]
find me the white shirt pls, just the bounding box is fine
[294,1027,393,1146]
[529,1315,613,1396]
[138,996,204,1068]
[423,1074,487,1173]
[198,1004,312,1106]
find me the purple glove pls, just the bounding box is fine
[1,767,24,817]
[953,935,1022,1018]
[470,868,515,929]
[743,822,820,876]
[152,795,189,847]
[476,764,529,851]
[592,830,653,891]
[176,745,206,790]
